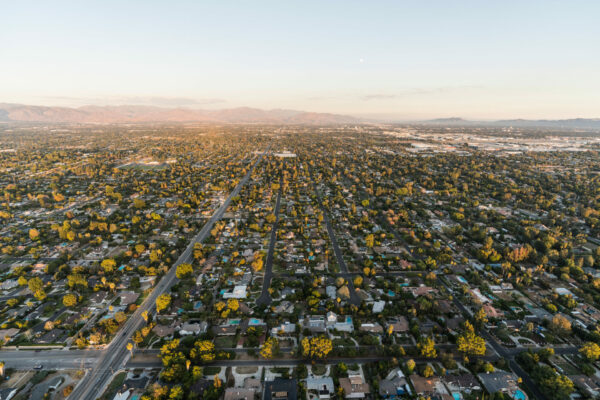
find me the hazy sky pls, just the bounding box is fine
[3,1,600,119]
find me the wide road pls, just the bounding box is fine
[256,172,284,306]
[0,349,101,370]
[68,151,267,400]
[0,341,578,373]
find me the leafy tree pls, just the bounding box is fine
[190,340,216,363]
[175,263,193,279]
[260,337,279,359]
[365,234,375,248]
[28,277,46,300]
[251,256,264,272]
[422,365,434,377]
[29,228,40,241]
[301,336,333,359]
[101,258,116,273]
[227,299,239,312]
[156,293,171,313]
[63,293,78,307]
[115,311,127,324]
[474,307,488,327]
[550,314,571,335]
[457,321,486,356]
[532,365,574,400]
[418,336,437,358]
[353,275,363,287]
[169,385,184,400]
[406,359,416,373]
[580,342,600,361]
[133,198,146,209]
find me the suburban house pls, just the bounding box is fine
[339,375,370,399]
[379,368,409,398]
[263,378,298,400]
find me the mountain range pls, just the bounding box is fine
[422,117,600,129]
[1,103,599,129]
[0,103,359,125]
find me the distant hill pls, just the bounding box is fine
[494,118,600,129]
[421,117,600,129]
[2,103,598,129]
[0,103,359,125]
[424,117,472,124]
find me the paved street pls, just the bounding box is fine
[308,164,361,306]
[67,151,267,400]
[256,172,284,306]
[0,349,100,370]
[444,279,549,400]
[0,251,580,400]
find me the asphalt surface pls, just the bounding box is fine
[1,341,578,371]
[307,165,361,306]
[444,279,549,400]
[67,151,267,400]
[256,173,284,306]
[0,349,100,370]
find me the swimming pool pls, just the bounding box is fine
[452,392,461,400]
[513,389,526,400]
[249,318,262,324]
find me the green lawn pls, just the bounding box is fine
[214,336,236,348]
[99,371,127,400]
[333,338,355,347]
[204,366,221,376]
[312,365,327,375]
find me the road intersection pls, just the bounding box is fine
[66,151,267,400]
